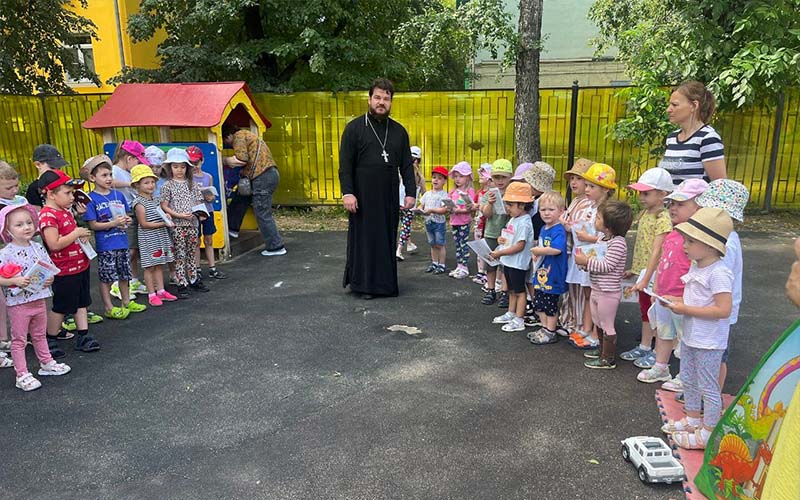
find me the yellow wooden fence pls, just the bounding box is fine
[1,89,798,208]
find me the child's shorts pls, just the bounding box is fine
[485,237,500,268]
[503,266,527,293]
[97,249,132,283]
[533,291,560,317]
[648,301,683,341]
[425,221,446,246]
[52,269,92,315]
[199,215,217,237]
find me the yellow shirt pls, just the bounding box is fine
[631,209,672,274]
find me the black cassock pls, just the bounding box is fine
[339,113,416,296]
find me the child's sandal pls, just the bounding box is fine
[672,429,707,450]
[660,417,697,434]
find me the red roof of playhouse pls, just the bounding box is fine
[82,82,270,129]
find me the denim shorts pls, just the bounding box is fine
[425,221,446,246]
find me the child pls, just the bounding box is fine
[448,162,477,279]
[638,179,708,387]
[0,203,71,390]
[26,144,68,209]
[396,146,425,260]
[160,148,206,298]
[0,161,27,356]
[522,161,556,323]
[144,146,167,198]
[83,156,147,319]
[574,199,633,369]
[39,170,100,353]
[479,159,513,305]
[471,163,493,285]
[528,191,568,344]
[489,182,536,332]
[619,168,674,368]
[419,166,450,274]
[130,165,177,306]
[557,158,593,338]
[111,140,150,297]
[695,179,748,391]
[188,146,226,280]
[569,163,616,349]
[661,207,734,450]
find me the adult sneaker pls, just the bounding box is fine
[634,351,656,368]
[620,346,651,362]
[637,366,672,383]
[492,311,516,324]
[261,247,287,256]
[37,360,71,376]
[501,318,525,332]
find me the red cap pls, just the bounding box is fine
[186,145,203,163]
[39,169,84,192]
[432,166,449,178]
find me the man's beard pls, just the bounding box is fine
[368,104,390,120]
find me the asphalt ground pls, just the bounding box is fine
[0,228,797,500]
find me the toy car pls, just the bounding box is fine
[620,436,686,484]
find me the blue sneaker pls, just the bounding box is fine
[634,351,657,368]
[620,346,650,361]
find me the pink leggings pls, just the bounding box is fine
[589,289,621,336]
[9,299,52,377]
[0,292,7,340]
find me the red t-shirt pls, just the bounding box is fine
[38,206,89,276]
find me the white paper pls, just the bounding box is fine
[23,259,60,294]
[620,277,638,303]
[156,206,175,227]
[643,287,674,306]
[489,187,506,215]
[191,203,209,217]
[467,239,500,266]
[77,238,97,260]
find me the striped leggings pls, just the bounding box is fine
[452,224,470,266]
[398,208,413,246]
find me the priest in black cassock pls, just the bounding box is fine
[339,78,416,299]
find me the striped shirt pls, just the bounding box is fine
[587,235,627,293]
[661,125,724,185]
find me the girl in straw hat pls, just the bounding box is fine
[659,207,734,450]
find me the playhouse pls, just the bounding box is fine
[82,81,271,260]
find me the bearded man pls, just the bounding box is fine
[339,78,416,299]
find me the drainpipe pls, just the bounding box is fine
[113,0,127,69]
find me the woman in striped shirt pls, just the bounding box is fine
[661,81,727,185]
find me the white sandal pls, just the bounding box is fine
[15,373,42,392]
[0,352,13,368]
[661,417,697,434]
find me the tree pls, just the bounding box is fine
[0,0,98,94]
[590,0,800,149]
[514,0,543,162]
[117,0,515,92]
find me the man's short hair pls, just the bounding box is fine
[369,78,394,98]
[221,124,239,138]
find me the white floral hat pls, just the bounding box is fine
[696,179,749,222]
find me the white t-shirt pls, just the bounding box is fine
[681,259,734,350]
[112,164,136,205]
[722,231,742,325]
[500,215,534,270]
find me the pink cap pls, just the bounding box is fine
[449,161,473,179]
[665,178,708,202]
[120,140,150,166]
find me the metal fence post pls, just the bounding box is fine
[764,92,785,212]
[567,80,579,169]
[38,93,51,145]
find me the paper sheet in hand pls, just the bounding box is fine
[489,187,506,215]
[156,206,175,227]
[643,288,673,305]
[77,239,97,260]
[23,260,60,294]
[468,239,500,266]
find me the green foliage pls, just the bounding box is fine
[0,0,99,94]
[115,0,514,92]
[589,0,800,146]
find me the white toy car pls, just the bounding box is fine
[620,436,686,484]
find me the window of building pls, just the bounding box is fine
[63,34,96,85]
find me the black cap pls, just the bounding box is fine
[32,144,68,168]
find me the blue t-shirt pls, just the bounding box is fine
[533,223,568,295]
[84,190,130,252]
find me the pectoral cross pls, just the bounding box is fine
[381,149,389,163]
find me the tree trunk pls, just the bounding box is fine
[515,0,543,162]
